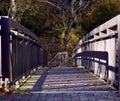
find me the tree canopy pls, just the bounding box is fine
[0,0,120,60]
[79,0,120,33]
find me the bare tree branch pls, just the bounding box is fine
[7,0,97,51]
[36,0,63,11]
[18,0,37,22]
[8,0,16,20]
[62,0,98,50]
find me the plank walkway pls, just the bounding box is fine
[20,67,114,92]
[1,92,120,101]
[0,67,120,101]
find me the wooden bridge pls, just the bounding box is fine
[1,15,120,100]
[0,67,119,101]
[0,16,47,87]
[73,15,120,91]
[19,67,114,92]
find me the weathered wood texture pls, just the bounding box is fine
[0,67,120,101]
[49,52,68,67]
[1,92,120,101]
[73,15,120,89]
[0,16,47,84]
[20,67,114,92]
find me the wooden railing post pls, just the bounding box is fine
[0,17,2,82]
[1,17,10,81]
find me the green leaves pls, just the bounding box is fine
[0,0,10,16]
[79,0,120,33]
[92,1,120,27]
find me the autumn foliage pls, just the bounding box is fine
[0,0,120,60]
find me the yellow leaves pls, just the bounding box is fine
[59,28,79,40]
[59,28,79,52]
[67,28,79,51]
[67,43,74,50]
[68,28,79,41]
[59,30,65,39]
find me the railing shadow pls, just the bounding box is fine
[30,67,115,92]
[30,68,50,91]
[73,51,118,87]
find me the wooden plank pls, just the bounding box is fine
[78,93,89,101]
[46,94,54,101]
[29,94,40,101]
[12,94,23,101]
[71,93,80,101]
[54,93,63,101]
[38,93,47,101]
[62,93,71,101]
[9,18,41,44]
[19,94,31,101]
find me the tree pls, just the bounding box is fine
[0,0,10,16]
[8,0,37,22]
[92,0,120,27]
[1,0,97,51]
[36,0,98,51]
[0,0,100,58]
[79,0,120,33]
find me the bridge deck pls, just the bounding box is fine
[20,67,114,93]
[1,67,120,101]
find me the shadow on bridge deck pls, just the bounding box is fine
[19,67,116,93]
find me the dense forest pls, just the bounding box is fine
[0,0,120,60]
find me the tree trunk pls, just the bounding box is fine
[11,0,16,20]
[63,16,76,51]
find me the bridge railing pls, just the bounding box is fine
[49,52,68,67]
[73,15,120,89]
[73,51,109,79]
[0,16,47,86]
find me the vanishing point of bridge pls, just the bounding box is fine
[1,15,120,100]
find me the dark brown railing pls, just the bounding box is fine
[0,16,47,85]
